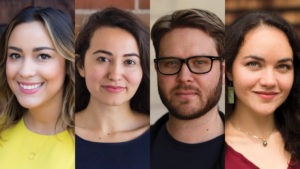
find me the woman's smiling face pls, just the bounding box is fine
[6,21,66,110]
[230,25,294,116]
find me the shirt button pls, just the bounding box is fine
[28,152,36,160]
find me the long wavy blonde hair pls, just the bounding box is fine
[0,7,74,136]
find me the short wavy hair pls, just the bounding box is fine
[151,8,224,57]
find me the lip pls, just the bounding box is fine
[254,91,278,100]
[174,90,198,98]
[102,85,126,93]
[18,82,44,94]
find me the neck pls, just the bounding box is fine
[76,97,143,134]
[231,104,276,138]
[167,106,224,144]
[24,98,64,135]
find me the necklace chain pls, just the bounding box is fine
[230,121,275,147]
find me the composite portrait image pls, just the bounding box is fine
[0,0,299,169]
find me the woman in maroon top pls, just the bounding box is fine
[224,12,300,168]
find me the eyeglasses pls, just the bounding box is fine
[154,56,223,75]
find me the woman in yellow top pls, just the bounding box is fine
[0,6,74,169]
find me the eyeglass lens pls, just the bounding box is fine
[157,56,213,74]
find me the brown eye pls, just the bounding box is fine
[97,57,110,63]
[124,59,136,65]
[9,53,21,60]
[38,54,51,60]
[277,64,292,72]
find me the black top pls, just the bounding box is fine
[151,112,225,169]
[76,130,150,169]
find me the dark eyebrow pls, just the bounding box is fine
[245,55,293,63]
[244,55,264,61]
[278,58,293,63]
[93,50,112,56]
[33,47,56,52]
[8,46,56,52]
[8,46,22,52]
[93,50,139,57]
[124,53,139,57]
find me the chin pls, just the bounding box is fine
[15,98,37,109]
[103,100,125,106]
[255,108,276,116]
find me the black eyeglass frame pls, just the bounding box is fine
[154,56,223,75]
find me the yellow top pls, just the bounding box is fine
[0,118,74,169]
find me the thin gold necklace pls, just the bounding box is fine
[230,121,275,147]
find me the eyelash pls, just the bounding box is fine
[96,57,138,66]
[38,54,51,60]
[124,59,136,65]
[276,64,292,71]
[245,61,260,68]
[8,53,52,61]
[245,61,293,73]
[97,57,110,63]
[8,53,21,60]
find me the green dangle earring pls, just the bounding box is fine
[228,81,235,104]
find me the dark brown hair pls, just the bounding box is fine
[75,7,149,114]
[224,11,300,162]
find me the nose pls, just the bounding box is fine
[177,63,193,83]
[19,58,36,78]
[107,62,122,81]
[259,68,276,88]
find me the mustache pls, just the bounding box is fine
[171,85,200,93]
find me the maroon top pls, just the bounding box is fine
[225,144,300,169]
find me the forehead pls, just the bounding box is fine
[237,25,293,60]
[8,21,52,46]
[159,28,218,57]
[89,27,137,47]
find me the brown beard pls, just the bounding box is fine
[158,73,222,120]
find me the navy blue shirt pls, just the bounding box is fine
[76,130,150,169]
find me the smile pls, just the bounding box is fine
[18,82,44,94]
[102,85,126,93]
[254,91,278,100]
[19,83,43,90]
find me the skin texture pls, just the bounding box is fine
[226,25,293,169]
[76,27,148,143]
[229,25,293,118]
[78,27,142,107]
[6,21,66,134]
[157,28,222,120]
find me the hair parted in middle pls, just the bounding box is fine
[75,7,150,115]
[0,6,75,134]
[224,11,300,162]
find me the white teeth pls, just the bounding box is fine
[19,83,42,90]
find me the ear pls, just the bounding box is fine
[76,61,85,77]
[226,71,233,81]
[154,62,158,71]
[222,61,225,85]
